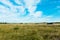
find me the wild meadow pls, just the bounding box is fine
[0,24,60,40]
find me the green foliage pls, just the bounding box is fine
[13,26,19,30]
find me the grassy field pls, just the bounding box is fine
[0,24,60,40]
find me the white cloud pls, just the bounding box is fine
[0,0,53,23]
[14,0,22,5]
[34,11,42,17]
[29,11,42,18]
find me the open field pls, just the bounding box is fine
[0,24,60,40]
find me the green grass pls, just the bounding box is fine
[0,24,60,40]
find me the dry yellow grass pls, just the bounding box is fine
[0,24,60,40]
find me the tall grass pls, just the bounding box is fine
[0,24,60,40]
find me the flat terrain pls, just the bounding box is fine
[0,24,60,40]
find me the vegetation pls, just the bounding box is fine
[0,24,60,40]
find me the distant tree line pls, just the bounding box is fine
[0,22,60,24]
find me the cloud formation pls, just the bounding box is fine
[0,0,52,23]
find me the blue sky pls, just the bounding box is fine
[0,0,60,23]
